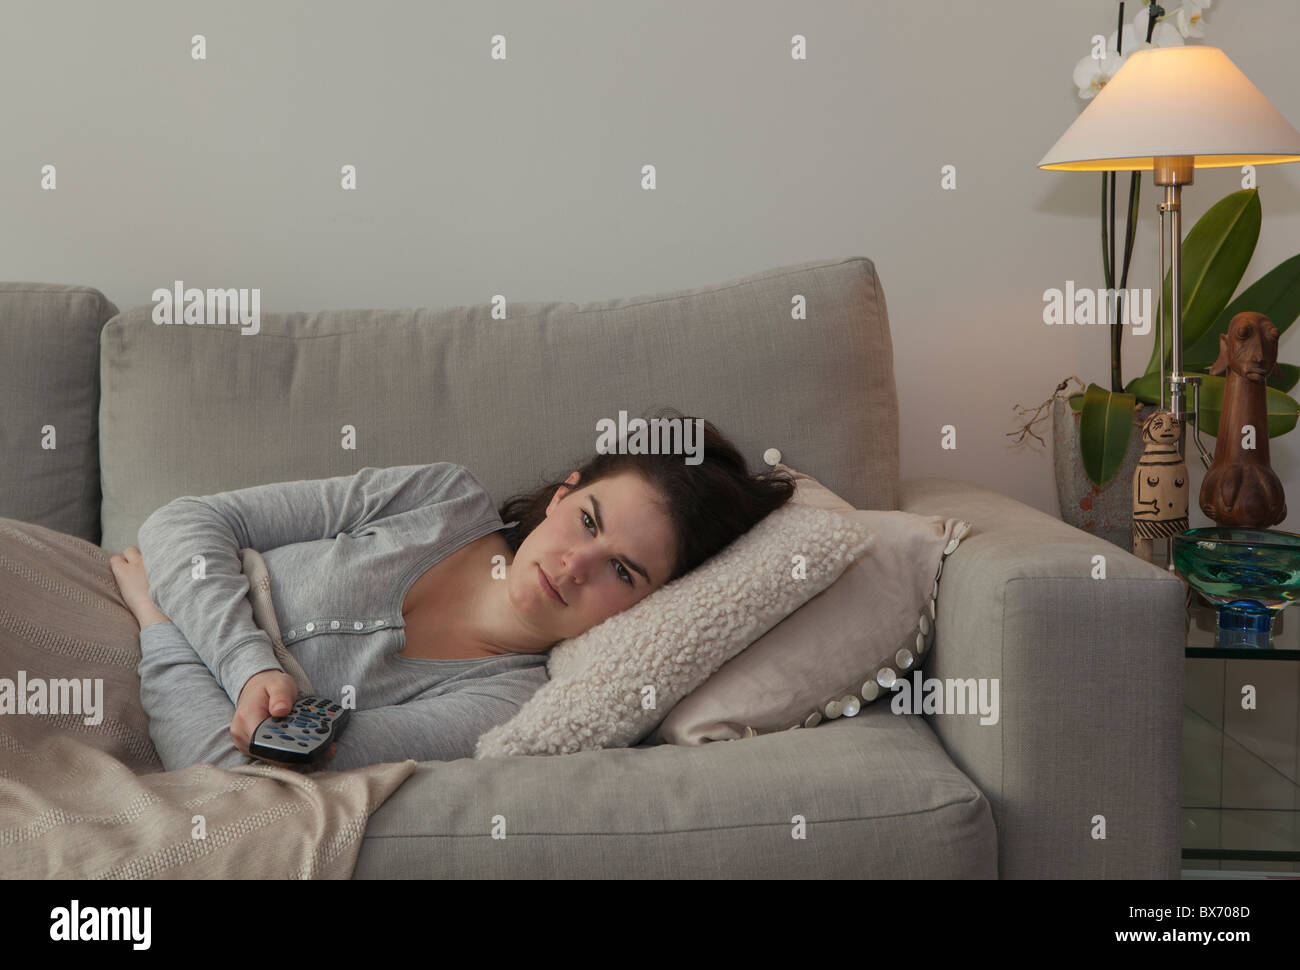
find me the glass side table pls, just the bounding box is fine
[1152,544,1300,870]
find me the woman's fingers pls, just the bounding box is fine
[268,679,297,718]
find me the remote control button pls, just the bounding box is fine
[298,741,308,747]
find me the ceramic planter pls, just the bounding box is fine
[1052,396,1159,550]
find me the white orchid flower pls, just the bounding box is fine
[1074,1,1208,102]
[1177,0,1209,38]
[1146,6,1187,47]
[1073,47,1128,99]
[1114,6,1185,52]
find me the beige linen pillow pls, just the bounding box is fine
[647,464,971,743]
[473,501,875,758]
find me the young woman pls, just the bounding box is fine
[111,412,795,773]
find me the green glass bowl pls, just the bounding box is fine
[1172,528,1300,637]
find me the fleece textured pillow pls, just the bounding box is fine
[648,463,971,743]
[473,502,875,758]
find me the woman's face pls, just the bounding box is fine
[510,469,678,642]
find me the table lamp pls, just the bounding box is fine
[1038,45,1300,559]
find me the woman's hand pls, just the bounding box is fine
[232,670,338,768]
[109,546,171,629]
[232,669,300,765]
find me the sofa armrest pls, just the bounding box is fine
[899,477,1186,879]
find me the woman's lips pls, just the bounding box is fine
[538,565,566,605]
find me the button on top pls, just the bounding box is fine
[330,620,340,629]
[305,622,315,632]
[353,621,364,630]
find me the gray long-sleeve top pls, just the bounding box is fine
[135,462,549,772]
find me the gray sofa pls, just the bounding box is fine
[0,257,1186,878]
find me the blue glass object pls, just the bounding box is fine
[1172,528,1300,642]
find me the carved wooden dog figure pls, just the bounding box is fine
[1199,311,1287,528]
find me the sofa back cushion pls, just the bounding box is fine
[0,283,119,544]
[98,257,899,553]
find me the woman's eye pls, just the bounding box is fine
[582,510,634,586]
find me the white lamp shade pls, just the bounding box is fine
[1039,46,1300,171]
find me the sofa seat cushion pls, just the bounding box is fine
[354,702,997,878]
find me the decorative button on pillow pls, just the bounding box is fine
[647,463,971,743]
[473,500,876,758]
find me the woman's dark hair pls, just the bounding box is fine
[498,407,797,585]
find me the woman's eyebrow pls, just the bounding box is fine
[589,495,652,584]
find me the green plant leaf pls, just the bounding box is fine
[1126,371,1300,439]
[1144,189,1261,377]
[1270,363,1300,394]
[1079,383,1137,486]
[1184,252,1300,370]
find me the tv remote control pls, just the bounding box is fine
[250,696,350,765]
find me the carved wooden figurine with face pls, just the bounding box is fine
[1199,311,1287,528]
[1132,409,1188,562]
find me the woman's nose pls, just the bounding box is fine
[560,548,595,583]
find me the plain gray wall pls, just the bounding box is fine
[3,0,1297,530]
